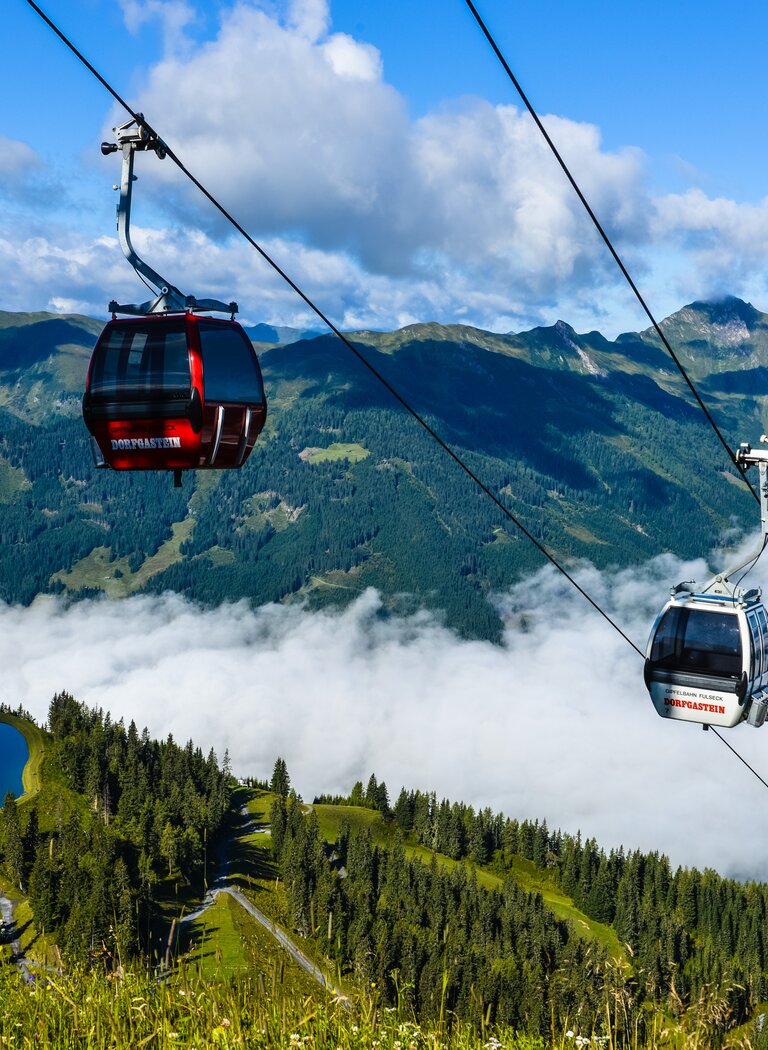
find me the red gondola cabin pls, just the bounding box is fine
[83,313,266,473]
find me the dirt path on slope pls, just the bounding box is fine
[0,893,34,985]
[177,800,349,1006]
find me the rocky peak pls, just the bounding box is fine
[658,296,764,352]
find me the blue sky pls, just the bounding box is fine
[4,0,768,334]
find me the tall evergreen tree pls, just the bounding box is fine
[2,794,24,890]
[270,757,291,798]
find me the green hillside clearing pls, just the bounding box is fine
[303,442,370,463]
[0,458,30,502]
[311,803,625,961]
[178,891,319,998]
[51,517,195,595]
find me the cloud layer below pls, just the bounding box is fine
[5,542,768,880]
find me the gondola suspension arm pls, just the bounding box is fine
[673,441,768,603]
[102,117,237,318]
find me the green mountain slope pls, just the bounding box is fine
[0,298,763,637]
[5,709,768,1045]
[311,802,626,961]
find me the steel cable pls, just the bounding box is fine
[21,0,645,657]
[462,0,759,504]
[24,0,768,794]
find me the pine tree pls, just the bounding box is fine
[365,774,379,808]
[393,788,413,830]
[23,807,40,883]
[114,857,137,960]
[469,813,488,866]
[28,841,57,936]
[375,780,390,817]
[270,757,290,798]
[160,821,179,876]
[2,794,24,890]
[270,796,287,861]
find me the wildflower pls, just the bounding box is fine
[220,1019,231,1029]
[290,1035,301,1046]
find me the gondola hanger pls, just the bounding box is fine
[82,117,266,486]
[645,441,768,729]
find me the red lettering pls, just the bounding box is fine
[664,697,725,715]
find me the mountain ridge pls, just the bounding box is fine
[0,295,764,638]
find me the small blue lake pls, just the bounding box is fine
[0,723,28,801]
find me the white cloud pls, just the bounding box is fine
[0,218,576,331]
[65,0,657,331]
[321,33,382,81]
[114,0,415,271]
[114,1,648,290]
[287,0,330,42]
[0,135,41,182]
[654,188,768,296]
[119,0,196,53]
[0,136,57,214]
[11,1,768,332]
[104,0,768,333]
[4,544,768,880]
[0,230,128,317]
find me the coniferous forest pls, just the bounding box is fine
[4,703,768,1046]
[271,777,768,1045]
[0,302,765,641]
[0,696,229,962]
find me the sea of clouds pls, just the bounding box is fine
[3,538,768,880]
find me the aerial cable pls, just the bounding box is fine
[463,0,768,796]
[132,265,157,298]
[23,0,645,657]
[25,1,768,797]
[731,533,768,594]
[710,727,768,791]
[462,0,759,506]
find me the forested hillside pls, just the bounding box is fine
[0,298,764,638]
[5,704,768,1046]
[0,696,229,960]
[275,776,768,1044]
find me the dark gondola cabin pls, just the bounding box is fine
[644,592,768,728]
[83,312,266,473]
